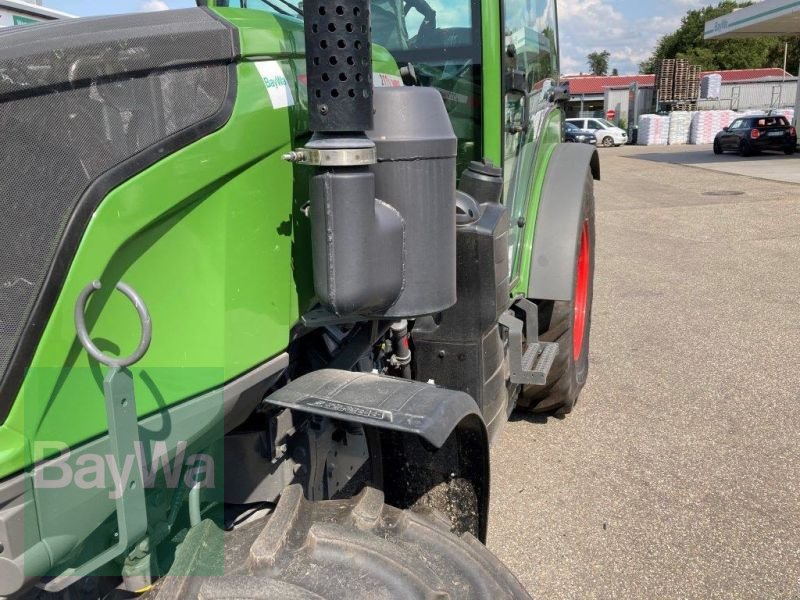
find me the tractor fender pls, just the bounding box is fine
[265,369,487,449]
[528,143,599,301]
[265,369,491,540]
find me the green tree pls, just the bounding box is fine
[587,50,611,76]
[611,67,619,76]
[640,1,799,75]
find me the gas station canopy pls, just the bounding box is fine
[705,0,800,39]
[705,0,800,127]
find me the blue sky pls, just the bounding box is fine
[44,0,718,75]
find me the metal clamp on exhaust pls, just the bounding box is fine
[282,145,377,166]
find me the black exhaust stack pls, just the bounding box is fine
[289,0,405,316]
[288,0,458,319]
[303,0,373,132]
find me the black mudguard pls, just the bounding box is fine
[265,369,484,448]
[264,369,492,541]
[528,143,600,301]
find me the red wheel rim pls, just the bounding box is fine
[572,220,590,362]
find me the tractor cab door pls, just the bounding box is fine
[500,0,560,283]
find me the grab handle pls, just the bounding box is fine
[74,280,151,367]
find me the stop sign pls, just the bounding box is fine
[606,109,617,121]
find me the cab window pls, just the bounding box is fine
[730,119,745,130]
[502,0,560,279]
[238,0,482,174]
[372,0,483,174]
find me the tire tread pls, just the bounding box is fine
[152,485,531,599]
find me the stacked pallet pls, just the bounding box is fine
[655,59,701,105]
[637,114,670,145]
[672,60,695,100]
[688,65,701,100]
[689,110,737,145]
[655,59,675,101]
[668,111,693,145]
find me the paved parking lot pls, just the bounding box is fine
[629,144,800,185]
[489,145,800,599]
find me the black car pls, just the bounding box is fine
[714,115,797,156]
[565,121,597,145]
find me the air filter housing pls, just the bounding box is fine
[367,86,458,318]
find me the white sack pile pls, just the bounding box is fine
[668,111,693,145]
[700,74,722,99]
[637,114,670,145]
[689,110,737,145]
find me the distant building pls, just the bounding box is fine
[0,0,73,27]
[562,68,797,124]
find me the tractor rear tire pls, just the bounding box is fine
[152,485,531,599]
[518,172,595,417]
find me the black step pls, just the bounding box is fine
[499,299,559,386]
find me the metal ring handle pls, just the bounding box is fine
[74,280,152,368]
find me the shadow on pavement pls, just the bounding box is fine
[625,148,798,166]
[508,410,562,425]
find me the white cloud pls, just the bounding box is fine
[559,0,714,75]
[140,0,169,11]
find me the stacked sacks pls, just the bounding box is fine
[668,111,693,145]
[700,74,722,99]
[719,110,737,130]
[689,110,737,145]
[637,114,670,145]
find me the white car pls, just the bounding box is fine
[566,118,628,147]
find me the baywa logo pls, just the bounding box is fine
[33,441,215,500]
[713,19,729,33]
[263,74,290,90]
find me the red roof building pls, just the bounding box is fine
[562,68,793,96]
[562,68,797,124]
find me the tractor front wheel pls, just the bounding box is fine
[151,485,531,599]
[519,172,595,416]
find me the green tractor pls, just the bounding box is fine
[0,0,598,596]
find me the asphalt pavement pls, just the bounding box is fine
[630,144,800,185]
[488,144,800,599]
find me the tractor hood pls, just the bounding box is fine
[0,8,238,419]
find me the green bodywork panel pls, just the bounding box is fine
[0,8,400,480]
[2,61,292,479]
[0,1,557,481]
[512,108,563,295]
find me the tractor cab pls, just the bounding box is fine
[226,0,562,283]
